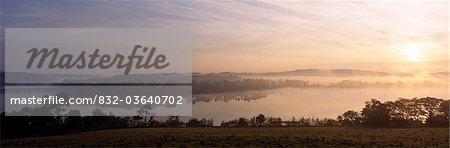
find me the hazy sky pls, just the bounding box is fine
[1,0,448,73]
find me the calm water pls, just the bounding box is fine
[4,86,448,125]
[192,87,449,125]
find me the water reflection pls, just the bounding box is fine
[192,87,449,125]
[193,90,273,104]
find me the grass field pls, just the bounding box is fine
[1,127,449,147]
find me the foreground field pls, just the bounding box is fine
[1,127,449,147]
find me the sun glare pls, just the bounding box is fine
[397,43,426,62]
[404,45,422,61]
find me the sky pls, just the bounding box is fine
[1,0,448,73]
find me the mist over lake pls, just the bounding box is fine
[193,87,448,125]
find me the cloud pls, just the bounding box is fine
[1,0,447,72]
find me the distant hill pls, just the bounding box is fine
[2,69,447,84]
[244,69,414,77]
[431,72,450,79]
[3,72,100,83]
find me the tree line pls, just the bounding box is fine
[341,97,449,127]
[0,113,213,139]
[221,97,449,127]
[1,97,448,139]
[193,75,441,94]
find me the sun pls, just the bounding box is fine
[399,43,424,62]
[404,45,422,61]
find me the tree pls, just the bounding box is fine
[186,118,213,127]
[338,110,361,126]
[385,99,415,127]
[200,118,214,127]
[186,118,201,127]
[132,116,143,127]
[361,99,390,127]
[166,116,183,127]
[237,117,249,127]
[137,104,153,126]
[255,114,266,126]
[427,99,450,127]
[439,100,449,119]
[419,97,443,122]
[266,117,282,126]
[64,110,83,132]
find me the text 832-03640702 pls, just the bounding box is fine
[9,95,184,105]
[96,95,183,105]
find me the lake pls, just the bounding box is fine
[3,85,448,125]
[192,87,449,125]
